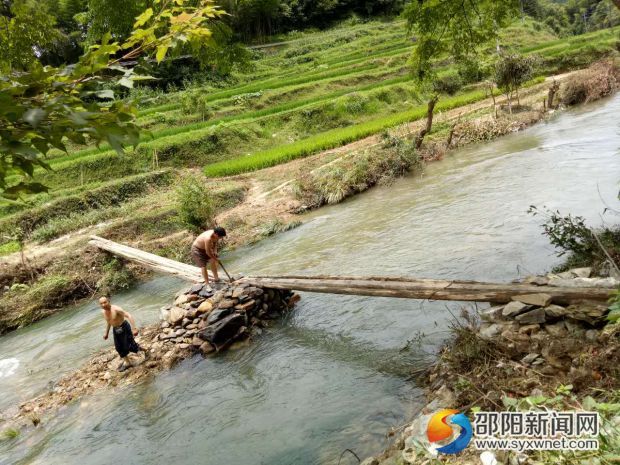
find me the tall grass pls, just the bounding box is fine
[204,88,492,177]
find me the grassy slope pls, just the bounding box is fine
[1,18,618,247]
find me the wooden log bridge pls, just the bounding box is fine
[89,235,613,305]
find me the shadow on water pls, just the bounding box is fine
[1,94,620,464]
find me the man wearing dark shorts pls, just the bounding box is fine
[100,296,142,372]
[191,227,227,284]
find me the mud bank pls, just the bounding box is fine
[363,268,620,465]
[0,280,299,434]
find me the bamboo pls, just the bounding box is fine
[90,236,613,304]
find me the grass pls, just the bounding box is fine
[0,241,20,256]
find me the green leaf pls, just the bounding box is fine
[155,44,170,63]
[134,8,154,28]
[118,77,134,88]
[96,89,115,100]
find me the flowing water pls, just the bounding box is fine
[1,95,619,464]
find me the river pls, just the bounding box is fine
[1,95,619,464]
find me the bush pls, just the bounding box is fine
[176,175,216,233]
[433,72,463,95]
[529,206,620,273]
[561,60,619,106]
[97,258,136,294]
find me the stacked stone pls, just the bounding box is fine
[157,282,299,355]
[478,267,614,369]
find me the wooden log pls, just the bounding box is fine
[90,236,612,305]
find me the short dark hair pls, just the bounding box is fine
[214,226,227,237]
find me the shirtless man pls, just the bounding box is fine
[191,226,227,285]
[99,296,141,372]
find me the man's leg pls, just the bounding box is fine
[201,265,210,284]
[210,259,219,282]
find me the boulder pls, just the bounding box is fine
[515,308,546,325]
[544,322,567,337]
[480,323,502,340]
[207,307,234,325]
[544,304,567,319]
[175,328,186,337]
[187,283,204,295]
[565,303,608,326]
[518,324,540,335]
[232,287,245,299]
[191,336,203,348]
[218,299,235,309]
[235,300,256,313]
[502,301,529,318]
[523,275,550,286]
[200,342,215,355]
[174,294,190,306]
[168,307,185,326]
[196,300,213,315]
[200,313,245,345]
[571,268,592,278]
[479,305,505,323]
[512,293,552,307]
[198,287,214,298]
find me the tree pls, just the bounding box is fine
[0,0,226,201]
[404,0,519,147]
[494,53,536,113]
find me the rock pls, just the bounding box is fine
[198,287,214,298]
[186,308,198,319]
[175,328,186,337]
[524,275,550,286]
[235,300,256,313]
[548,276,619,288]
[102,371,111,381]
[565,303,608,326]
[192,336,203,347]
[247,287,264,297]
[360,458,379,465]
[519,324,540,335]
[181,318,191,328]
[479,305,505,322]
[564,319,586,337]
[218,299,235,309]
[196,300,213,315]
[585,329,599,342]
[179,343,190,349]
[512,293,552,307]
[544,322,567,337]
[521,353,540,365]
[287,293,301,307]
[168,307,185,326]
[160,321,170,329]
[480,323,502,340]
[207,307,234,325]
[160,306,171,321]
[187,283,204,295]
[571,267,592,278]
[502,301,529,318]
[186,324,198,330]
[544,304,567,319]
[515,308,546,325]
[232,287,245,299]
[200,313,245,345]
[200,342,215,355]
[174,294,190,306]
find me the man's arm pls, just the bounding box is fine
[104,322,111,340]
[123,310,139,335]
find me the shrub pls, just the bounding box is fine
[529,206,620,273]
[433,72,463,95]
[176,174,216,233]
[561,60,619,106]
[97,258,136,294]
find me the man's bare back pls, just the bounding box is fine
[192,230,217,255]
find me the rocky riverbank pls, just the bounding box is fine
[0,280,299,435]
[362,268,620,465]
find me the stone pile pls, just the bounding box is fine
[156,281,299,356]
[477,267,614,367]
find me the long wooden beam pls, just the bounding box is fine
[90,236,612,304]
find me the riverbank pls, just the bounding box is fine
[0,280,299,436]
[1,61,618,336]
[362,268,620,465]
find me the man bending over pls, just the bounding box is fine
[100,296,141,372]
[191,226,227,284]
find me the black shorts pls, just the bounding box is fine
[113,320,140,358]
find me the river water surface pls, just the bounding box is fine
[1,95,619,464]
